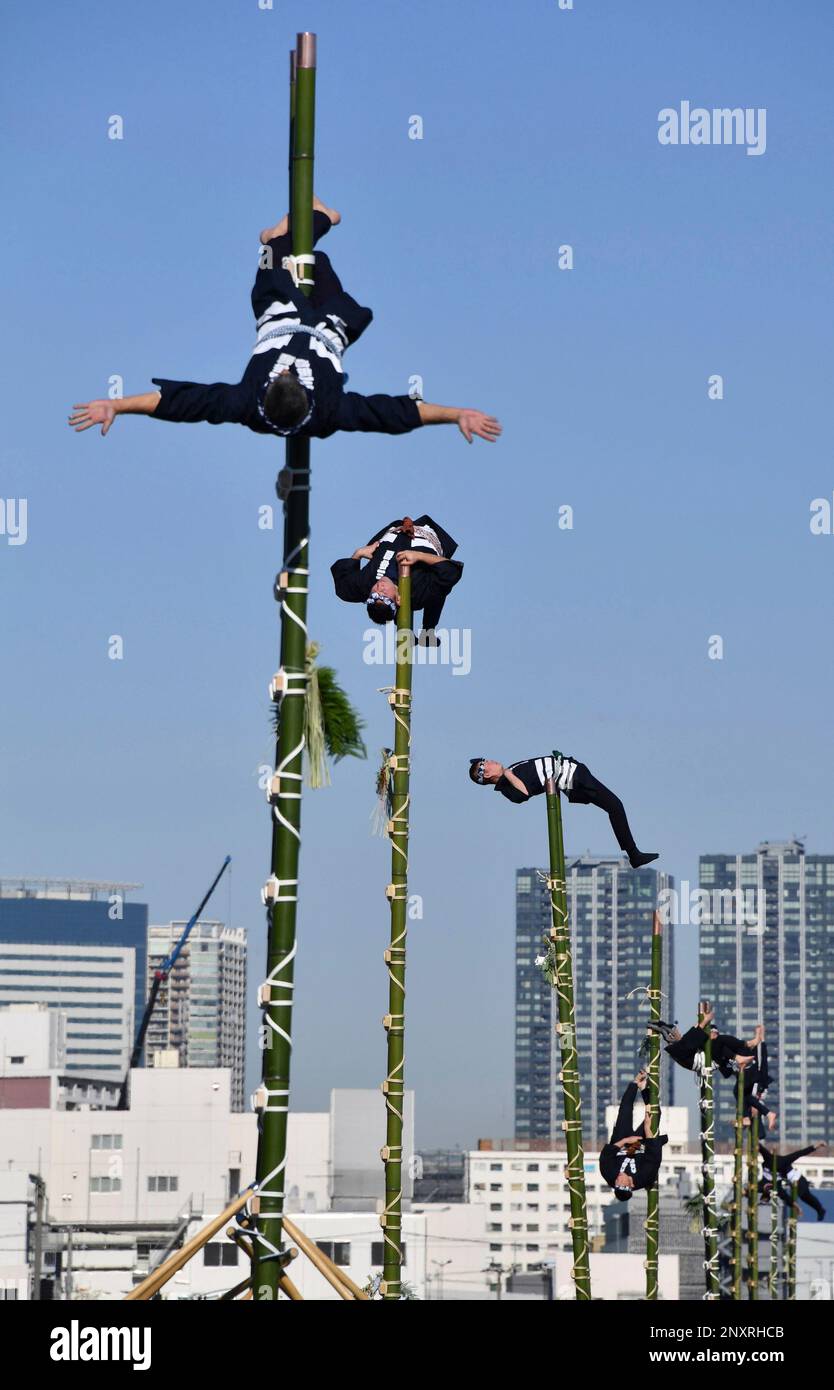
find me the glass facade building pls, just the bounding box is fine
[0,881,147,1076]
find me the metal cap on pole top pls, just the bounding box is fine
[297,32,316,67]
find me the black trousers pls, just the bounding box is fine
[796,1177,825,1219]
[611,1085,651,1144]
[251,210,343,319]
[567,764,639,858]
[666,1026,708,1070]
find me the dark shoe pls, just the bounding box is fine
[629,850,659,869]
[647,1021,678,1044]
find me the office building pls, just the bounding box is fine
[0,878,145,1078]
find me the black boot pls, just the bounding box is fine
[629,850,659,869]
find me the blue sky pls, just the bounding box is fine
[2,0,833,1145]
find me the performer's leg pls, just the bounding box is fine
[309,250,344,307]
[665,1026,706,1069]
[571,766,654,868]
[251,211,335,319]
[797,1179,825,1220]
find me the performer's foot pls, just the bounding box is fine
[313,194,341,225]
[629,850,659,869]
[260,214,289,244]
[817,1211,825,1222]
[767,1112,778,1132]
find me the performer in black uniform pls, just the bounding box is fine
[647,1011,776,1127]
[69,199,502,445]
[759,1142,827,1221]
[331,514,462,632]
[599,1070,668,1201]
[468,752,658,869]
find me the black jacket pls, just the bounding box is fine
[330,515,462,633]
[598,1081,668,1192]
[151,253,422,440]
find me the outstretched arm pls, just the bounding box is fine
[417,402,502,443]
[70,380,252,435]
[69,393,160,436]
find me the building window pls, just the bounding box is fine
[371,1242,407,1267]
[90,1177,122,1193]
[147,1176,179,1193]
[91,1134,123,1150]
[315,1241,351,1267]
[204,1244,239,1267]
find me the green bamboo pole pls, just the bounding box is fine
[697,1000,720,1299]
[644,912,662,1301]
[379,562,413,1300]
[253,31,316,1302]
[786,1182,798,1300]
[768,1149,779,1299]
[746,1111,759,1298]
[544,782,591,1300]
[731,1070,745,1299]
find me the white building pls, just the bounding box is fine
[469,1103,834,1276]
[0,1003,66,1072]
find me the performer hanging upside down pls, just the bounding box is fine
[599,1070,668,1201]
[468,752,658,869]
[759,1142,827,1222]
[647,1012,777,1129]
[69,199,502,445]
[331,514,461,633]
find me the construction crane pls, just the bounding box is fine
[117,855,231,1110]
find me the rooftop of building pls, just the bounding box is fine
[0,877,143,901]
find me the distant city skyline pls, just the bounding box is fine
[4,2,834,1146]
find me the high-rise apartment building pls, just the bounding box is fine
[515,857,674,1146]
[699,841,833,1145]
[146,921,247,1110]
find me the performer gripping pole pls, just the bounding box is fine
[544,780,591,1298]
[469,752,658,869]
[251,34,317,1302]
[331,514,463,638]
[378,556,414,1300]
[644,912,662,1301]
[760,1140,827,1221]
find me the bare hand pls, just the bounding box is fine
[69,400,117,436]
[397,549,429,566]
[457,409,502,444]
[635,1070,647,1088]
[354,545,376,560]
